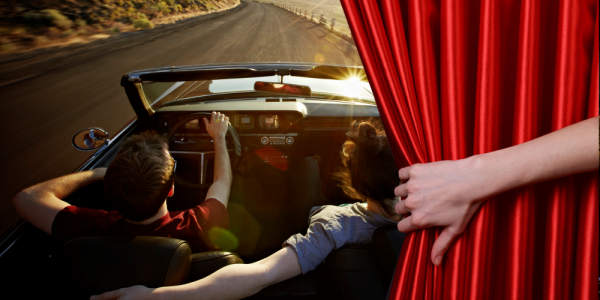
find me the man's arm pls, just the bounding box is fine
[92,246,302,300]
[13,168,106,235]
[203,111,233,207]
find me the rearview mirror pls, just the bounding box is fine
[254,81,311,96]
[72,128,108,151]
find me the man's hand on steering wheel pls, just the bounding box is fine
[203,111,229,143]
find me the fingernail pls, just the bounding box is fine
[434,256,442,266]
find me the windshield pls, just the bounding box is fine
[142,75,374,108]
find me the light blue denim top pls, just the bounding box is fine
[283,202,397,274]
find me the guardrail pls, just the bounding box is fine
[250,0,353,41]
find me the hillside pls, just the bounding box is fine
[0,0,239,54]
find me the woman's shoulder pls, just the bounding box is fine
[307,203,382,246]
[309,202,364,219]
[308,203,374,230]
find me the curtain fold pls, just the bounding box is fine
[340,0,599,299]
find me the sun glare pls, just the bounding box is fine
[341,75,369,97]
[346,76,363,85]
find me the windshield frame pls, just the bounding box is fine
[122,63,371,119]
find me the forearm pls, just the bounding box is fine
[13,169,105,234]
[203,112,233,205]
[92,248,302,300]
[212,137,232,187]
[157,263,271,300]
[155,247,300,300]
[20,169,104,200]
[470,116,598,198]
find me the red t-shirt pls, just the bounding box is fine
[51,198,229,253]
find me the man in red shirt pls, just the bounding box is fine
[13,111,232,253]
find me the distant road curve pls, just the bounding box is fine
[0,0,362,236]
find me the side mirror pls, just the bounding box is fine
[72,128,109,151]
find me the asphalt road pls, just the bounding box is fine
[0,0,362,236]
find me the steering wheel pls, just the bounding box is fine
[166,112,241,189]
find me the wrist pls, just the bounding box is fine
[462,155,498,203]
[213,136,226,145]
[151,287,170,300]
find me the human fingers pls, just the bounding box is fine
[211,111,216,123]
[431,227,458,266]
[398,165,413,181]
[203,117,210,129]
[395,199,410,215]
[396,215,420,233]
[220,114,228,132]
[394,183,408,198]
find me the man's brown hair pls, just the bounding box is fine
[104,131,175,222]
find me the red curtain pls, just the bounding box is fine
[340,0,599,299]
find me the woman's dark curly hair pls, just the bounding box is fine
[333,119,400,216]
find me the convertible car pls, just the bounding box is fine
[0,63,405,299]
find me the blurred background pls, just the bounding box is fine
[0,0,362,238]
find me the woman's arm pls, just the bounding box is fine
[92,247,302,300]
[394,116,599,266]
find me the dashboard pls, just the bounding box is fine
[159,111,303,152]
[156,100,381,151]
[154,100,381,175]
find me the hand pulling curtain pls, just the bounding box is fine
[340,0,599,299]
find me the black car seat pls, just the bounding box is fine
[57,236,243,298]
[321,226,406,300]
[250,225,406,300]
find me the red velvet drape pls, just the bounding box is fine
[340,0,599,299]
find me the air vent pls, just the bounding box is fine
[282,99,296,102]
[265,98,280,102]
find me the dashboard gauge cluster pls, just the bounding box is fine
[161,111,302,150]
[235,114,254,129]
[259,115,279,129]
[230,113,300,133]
[184,119,201,129]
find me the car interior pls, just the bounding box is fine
[0,64,406,299]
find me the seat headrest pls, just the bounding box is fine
[372,226,406,283]
[58,236,191,296]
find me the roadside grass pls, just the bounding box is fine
[133,18,155,29]
[105,27,121,35]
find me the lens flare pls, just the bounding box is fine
[209,226,239,251]
[314,53,325,63]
